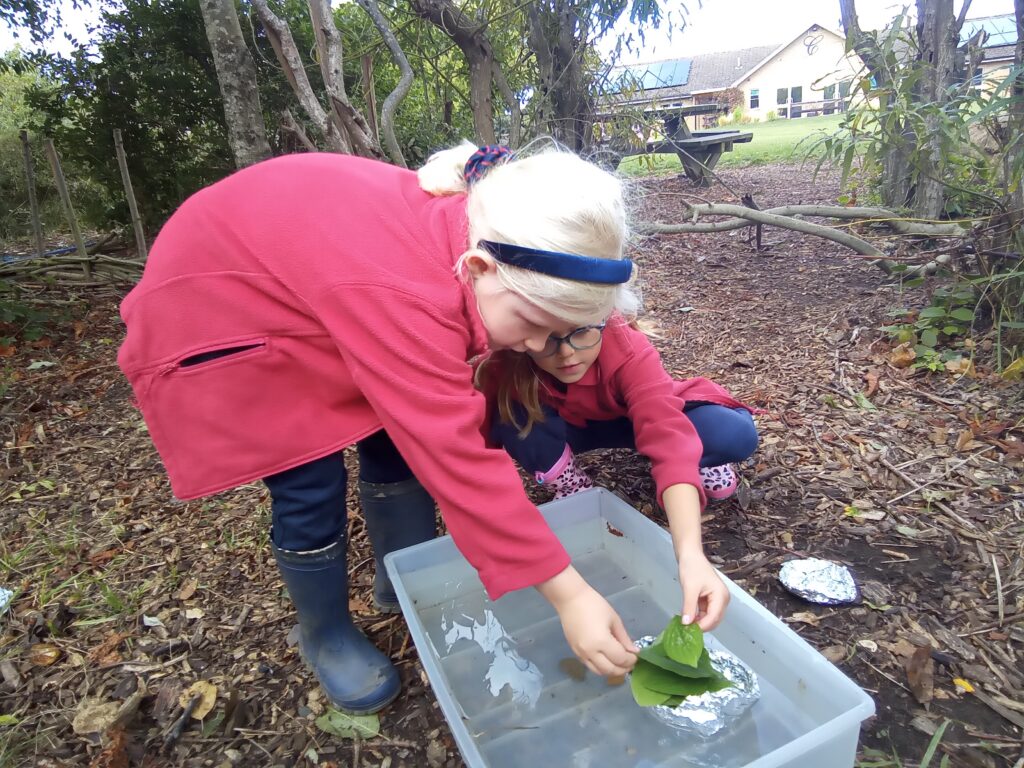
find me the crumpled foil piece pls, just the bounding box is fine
[779,558,860,605]
[633,636,760,738]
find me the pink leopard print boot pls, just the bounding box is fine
[700,464,738,501]
[536,445,594,500]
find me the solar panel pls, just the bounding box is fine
[961,15,1017,48]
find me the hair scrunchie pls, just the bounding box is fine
[463,145,513,186]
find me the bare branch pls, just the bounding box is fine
[252,0,349,153]
[354,0,412,167]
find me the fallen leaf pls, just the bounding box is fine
[953,678,974,693]
[184,608,204,620]
[314,709,380,740]
[863,370,879,398]
[888,342,916,369]
[1000,356,1024,381]
[175,578,199,601]
[905,645,935,705]
[27,643,62,667]
[822,645,847,663]
[87,632,128,665]
[179,681,217,720]
[348,597,371,614]
[944,356,975,377]
[954,429,981,452]
[72,698,122,736]
[929,426,948,446]
[789,611,822,626]
[0,344,15,358]
[89,727,128,768]
[88,547,121,567]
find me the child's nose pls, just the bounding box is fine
[523,332,550,354]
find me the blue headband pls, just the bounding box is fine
[479,239,633,285]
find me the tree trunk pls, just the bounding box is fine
[1011,0,1024,223]
[838,0,914,209]
[526,0,593,152]
[353,0,413,167]
[913,0,962,219]
[307,0,381,158]
[408,0,500,144]
[198,0,272,168]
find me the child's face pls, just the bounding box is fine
[528,331,603,384]
[469,257,568,354]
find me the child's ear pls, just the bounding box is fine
[463,249,496,278]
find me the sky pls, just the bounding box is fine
[0,0,1018,59]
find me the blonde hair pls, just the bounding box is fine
[417,140,639,326]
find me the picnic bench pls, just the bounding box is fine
[595,103,753,186]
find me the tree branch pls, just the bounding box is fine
[252,0,348,153]
[354,0,412,167]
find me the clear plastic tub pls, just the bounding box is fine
[384,488,875,768]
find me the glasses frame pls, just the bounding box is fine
[530,323,607,358]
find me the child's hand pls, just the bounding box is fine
[556,587,638,677]
[678,554,730,631]
[537,566,638,677]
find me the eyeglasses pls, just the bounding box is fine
[530,324,606,358]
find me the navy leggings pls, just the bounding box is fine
[491,403,759,476]
[263,430,412,552]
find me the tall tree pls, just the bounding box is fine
[408,0,521,146]
[252,0,384,158]
[839,0,976,217]
[198,0,273,168]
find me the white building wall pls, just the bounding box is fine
[735,28,863,121]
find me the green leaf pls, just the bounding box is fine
[948,308,974,323]
[638,645,715,679]
[853,392,877,411]
[920,328,939,348]
[315,709,380,740]
[0,715,18,726]
[661,616,704,667]
[918,306,946,319]
[201,711,225,738]
[632,659,731,697]
[630,672,674,706]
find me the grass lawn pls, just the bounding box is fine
[619,113,845,176]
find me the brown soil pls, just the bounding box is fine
[1,164,1021,768]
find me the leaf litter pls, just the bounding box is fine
[0,164,1020,766]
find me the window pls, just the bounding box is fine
[790,86,803,117]
[749,89,760,109]
[838,80,851,99]
[776,87,788,105]
[823,83,836,114]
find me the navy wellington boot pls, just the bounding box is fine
[273,535,400,714]
[359,477,438,613]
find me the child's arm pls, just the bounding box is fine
[663,483,730,631]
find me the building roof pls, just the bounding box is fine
[609,43,780,102]
[607,23,846,103]
[982,43,1016,63]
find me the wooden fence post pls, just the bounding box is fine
[43,139,91,279]
[112,129,148,261]
[19,130,45,259]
